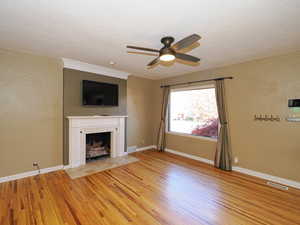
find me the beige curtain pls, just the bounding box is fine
[157,87,170,151]
[214,79,232,171]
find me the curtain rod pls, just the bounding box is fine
[160,76,233,88]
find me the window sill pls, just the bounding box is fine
[166,131,218,142]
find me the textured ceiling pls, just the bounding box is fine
[1,0,300,79]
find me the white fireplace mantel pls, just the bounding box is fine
[67,115,127,168]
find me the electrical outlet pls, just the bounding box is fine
[234,157,239,164]
[33,162,41,174]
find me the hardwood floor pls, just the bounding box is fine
[1,150,300,225]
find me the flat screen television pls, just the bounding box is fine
[82,80,118,106]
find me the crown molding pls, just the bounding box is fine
[62,58,130,80]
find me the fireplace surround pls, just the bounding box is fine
[67,116,127,168]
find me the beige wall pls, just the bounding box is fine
[63,68,127,116]
[0,49,63,177]
[63,68,127,164]
[1,48,299,184]
[127,76,157,148]
[154,51,300,182]
[0,51,155,177]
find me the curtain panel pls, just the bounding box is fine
[157,87,170,151]
[214,79,232,171]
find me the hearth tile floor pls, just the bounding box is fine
[65,155,139,179]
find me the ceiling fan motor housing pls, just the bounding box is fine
[160,36,175,57]
[161,36,175,47]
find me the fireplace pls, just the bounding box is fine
[86,132,111,161]
[67,116,127,168]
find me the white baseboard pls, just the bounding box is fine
[0,145,156,184]
[165,148,300,190]
[165,148,214,165]
[127,145,156,153]
[0,165,64,183]
[63,165,71,169]
[3,148,299,190]
[136,145,156,152]
[232,166,300,189]
[127,145,137,153]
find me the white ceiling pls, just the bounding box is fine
[1,0,300,79]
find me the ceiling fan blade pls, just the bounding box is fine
[127,45,160,53]
[127,51,158,57]
[172,34,201,51]
[147,57,160,66]
[175,53,200,62]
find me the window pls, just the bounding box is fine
[168,86,219,139]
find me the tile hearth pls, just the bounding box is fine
[65,155,139,179]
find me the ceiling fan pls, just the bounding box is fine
[126,34,201,67]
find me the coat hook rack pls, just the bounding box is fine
[254,114,280,122]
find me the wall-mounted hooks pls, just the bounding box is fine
[254,114,280,122]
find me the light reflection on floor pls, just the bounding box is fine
[164,165,227,224]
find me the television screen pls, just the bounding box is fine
[82,80,118,106]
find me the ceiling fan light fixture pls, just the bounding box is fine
[126,34,201,67]
[160,53,175,61]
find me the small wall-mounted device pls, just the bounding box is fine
[288,99,300,107]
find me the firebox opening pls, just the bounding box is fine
[86,132,111,162]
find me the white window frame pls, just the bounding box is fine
[166,84,218,142]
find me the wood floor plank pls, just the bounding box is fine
[1,149,300,225]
